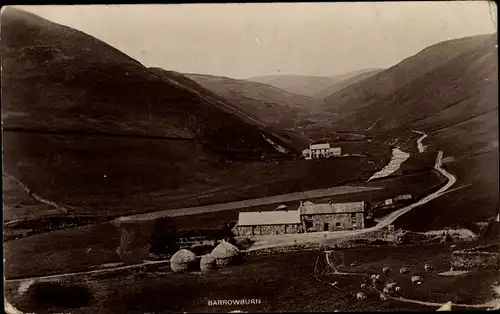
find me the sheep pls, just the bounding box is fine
[350,262,357,267]
[395,286,402,293]
[399,267,410,274]
[386,282,398,291]
[375,274,381,280]
[411,276,423,284]
[383,287,390,294]
[380,293,388,301]
[382,267,391,274]
[356,292,367,301]
[424,264,434,272]
[360,283,367,289]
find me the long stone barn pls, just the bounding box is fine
[234,210,302,236]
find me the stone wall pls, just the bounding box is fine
[451,245,499,270]
[246,242,323,256]
[235,224,301,236]
[302,212,364,232]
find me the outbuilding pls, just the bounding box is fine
[234,210,302,236]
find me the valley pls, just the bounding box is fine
[1,4,498,314]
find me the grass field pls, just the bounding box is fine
[5,243,498,313]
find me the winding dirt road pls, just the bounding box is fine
[412,130,428,153]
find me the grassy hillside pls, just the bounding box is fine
[248,69,382,98]
[185,73,323,131]
[321,33,498,230]
[324,35,495,115]
[1,8,294,156]
[150,68,307,150]
[313,69,382,99]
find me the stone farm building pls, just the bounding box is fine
[302,143,341,160]
[234,201,366,236]
[234,210,302,236]
[299,201,365,232]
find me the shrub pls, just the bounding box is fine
[24,281,93,310]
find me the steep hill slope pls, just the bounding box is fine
[325,33,498,230]
[1,8,292,155]
[1,8,303,220]
[185,73,322,130]
[249,69,383,98]
[313,69,383,99]
[149,68,306,151]
[323,34,495,114]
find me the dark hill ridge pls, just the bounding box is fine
[323,34,495,115]
[1,7,292,158]
[312,69,383,99]
[148,68,306,151]
[185,73,325,131]
[248,68,383,99]
[330,33,497,133]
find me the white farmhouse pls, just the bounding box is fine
[302,143,341,160]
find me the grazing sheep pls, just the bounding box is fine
[395,286,402,293]
[382,267,391,274]
[386,283,397,291]
[411,276,423,284]
[383,287,390,294]
[360,283,367,289]
[400,267,410,274]
[375,274,381,279]
[424,264,434,272]
[380,293,388,301]
[356,292,367,300]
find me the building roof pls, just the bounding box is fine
[310,143,330,150]
[238,210,301,226]
[299,201,365,215]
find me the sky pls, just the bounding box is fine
[15,2,498,79]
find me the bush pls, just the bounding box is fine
[25,281,93,310]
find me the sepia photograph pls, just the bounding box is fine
[2,1,499,313]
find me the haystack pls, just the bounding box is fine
[210,241,240,267]
[170,249,196,272]
[200,254,216,271]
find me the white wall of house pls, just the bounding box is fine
[302,143,341,160]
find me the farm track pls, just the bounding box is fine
[315,251,499,309]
